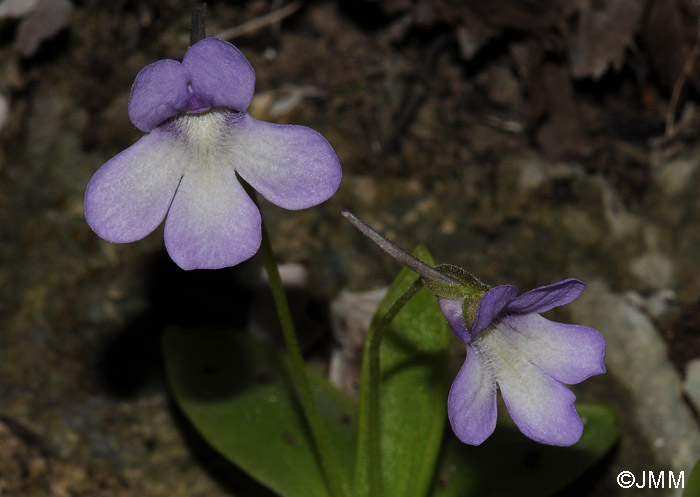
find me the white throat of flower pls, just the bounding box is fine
[474,325,512,378]
[474,321,551,407]
[175,110,232,174]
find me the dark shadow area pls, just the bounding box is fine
[337,0,395,31]
[553,442,620,497]
[0,16,18,45]
[96,248,335,395]
[96,250,258,397]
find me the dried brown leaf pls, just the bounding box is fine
[16,0,73,57]
[569,0,646,80]
[0,0,39,19]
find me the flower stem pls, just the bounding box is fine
[341,210,458,285]
[359,279,424,497]
[245,186,349,497]
[190,2,207,44]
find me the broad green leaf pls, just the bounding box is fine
[430,403,619,497]
[163,328,356,497]
[684,458,700,497]
[355,245,451,497]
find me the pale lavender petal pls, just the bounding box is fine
[128,59,193,132]
[438,297,470,342]
[85,129,185,243]
[498,314,606,384]
[164,161,261,270]
[506,278,585,315]
[183,37,255,113]
[481,328,583,445]
[471,284,518,338]
[225,114,342,209]
[499,373,582,446]
[448,345,497,445]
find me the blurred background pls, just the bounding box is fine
[1,0,699,495]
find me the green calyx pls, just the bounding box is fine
[422,264,489,330]
[422,264,488,298]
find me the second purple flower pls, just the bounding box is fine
[85,37,341,270]
[439,278,606,446]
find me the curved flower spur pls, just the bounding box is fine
[85,37,341,270]
[342,211,606,446]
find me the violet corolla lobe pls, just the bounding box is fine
[439,278,606,446]
[85,37,341,270]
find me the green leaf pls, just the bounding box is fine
[163,328,356,497]
[355,245,451,497]
[684,458,700,497]
[430,403,619,497]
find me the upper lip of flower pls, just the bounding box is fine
[84,37,342,270]
[127,37,257,133]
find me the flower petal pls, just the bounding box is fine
[183,37,255,113]
[128,59,193,132]
[163,160,261,270]
[438,297,470,342]
[85,129,185,243]
[506,278,585,314]
[478,329,583,445]
[471,284,518,338]
[225,114,342,209]
[447,345,497,445]
[498,314,606,384]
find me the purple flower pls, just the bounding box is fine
[438,278,606,446]
[85,37,341,270]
